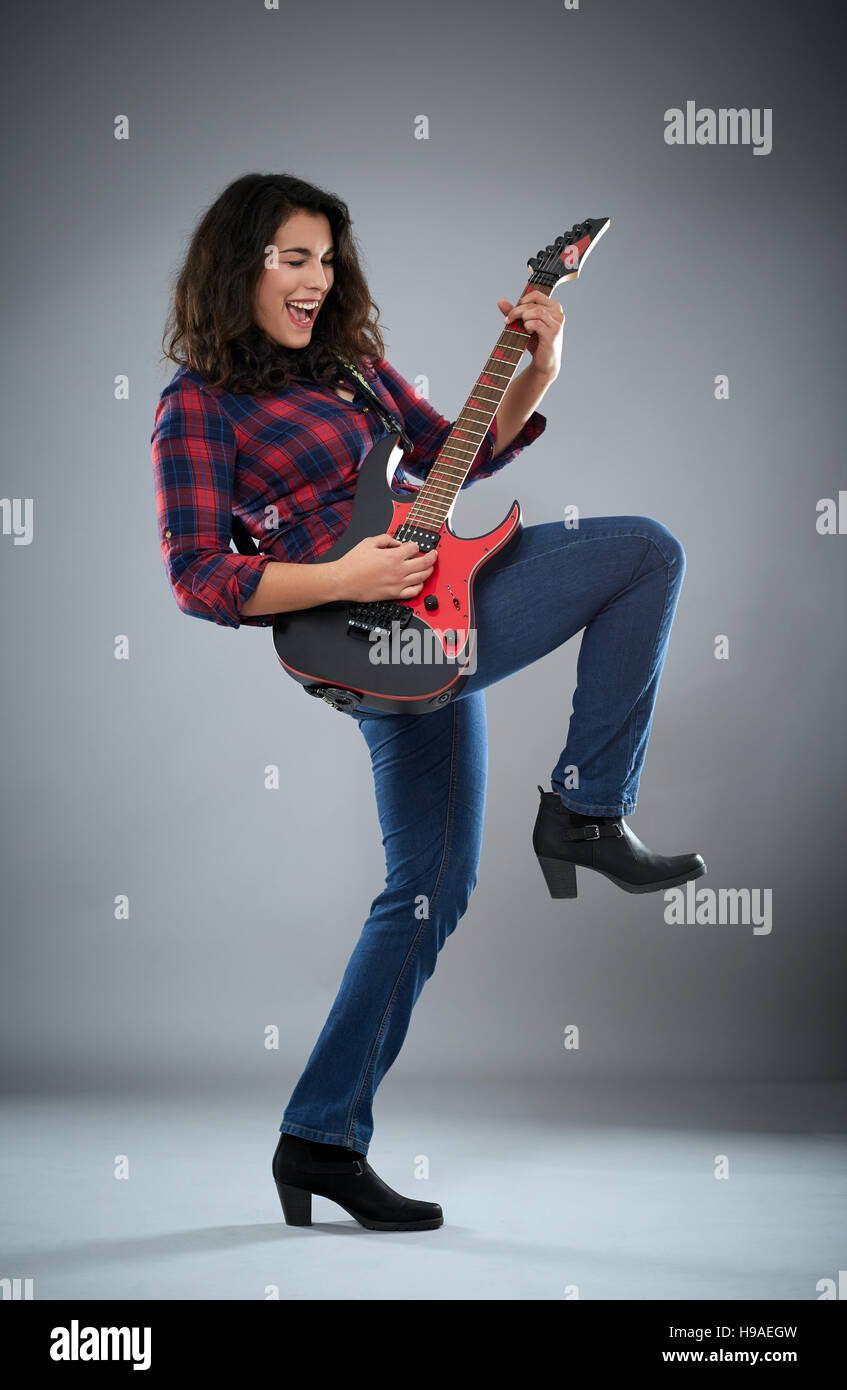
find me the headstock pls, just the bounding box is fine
[527,217,610,288]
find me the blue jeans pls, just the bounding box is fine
[280,516,686,1156]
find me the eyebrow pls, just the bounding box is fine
[279,246,335,255]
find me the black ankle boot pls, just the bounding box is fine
[532,785,706,898]
[272,1133,443,1232]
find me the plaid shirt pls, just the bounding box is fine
[150,355,546,628]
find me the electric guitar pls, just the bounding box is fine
[271,218,610,715]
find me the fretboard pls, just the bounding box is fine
[405,281,553,531]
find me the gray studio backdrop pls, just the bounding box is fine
[2,0,844,1097]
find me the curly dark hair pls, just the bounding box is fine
[160,172,386,395]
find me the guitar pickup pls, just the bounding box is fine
[347,600,415,639]
[393,523,441,553]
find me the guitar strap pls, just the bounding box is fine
[333,355,415,454]
[230,354,413,558]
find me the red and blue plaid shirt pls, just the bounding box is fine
[150,355,546,628]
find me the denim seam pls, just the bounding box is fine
[623,546,672,797]
[423,702,461,914]
[498,529,679,579]
[345,700,461,1145]
[554,533,677,815]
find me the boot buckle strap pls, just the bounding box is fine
[561,822,624,841]
[306,1157,364,1174]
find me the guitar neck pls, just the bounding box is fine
[405,281,554,532]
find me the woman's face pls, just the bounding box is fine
[253,208,336,347]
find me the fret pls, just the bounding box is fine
[418,503,456,516]
[453,425,487,438]
[417,493,454,508]
[428,470,469,488]
[448,428,487,443]
[419,483,457,503]
[420,487,456,506]
[423,470,460,488]
[437,457,477,473]
[419,497,456,511]
[467,386,501,399]
[441,448,479,463]
[430,459,466,475]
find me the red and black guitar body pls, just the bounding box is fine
[272,432,522,715]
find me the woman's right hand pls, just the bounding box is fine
[333,533,438,602]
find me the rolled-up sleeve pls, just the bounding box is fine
[372,357,546,489]
[151,379,273,628]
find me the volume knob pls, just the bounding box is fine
[424,594,439,612]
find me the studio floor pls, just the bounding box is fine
[2,1078,844,1301]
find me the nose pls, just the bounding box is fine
[306,261,331,295]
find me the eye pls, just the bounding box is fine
[286,258,335,268]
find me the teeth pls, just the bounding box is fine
[287,301,319,308]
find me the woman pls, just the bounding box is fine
[152,172,705,1234]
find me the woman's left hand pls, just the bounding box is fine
[497,290,565,379]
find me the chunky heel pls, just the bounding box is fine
[276,1180,312,1226]
[536,854,578,899]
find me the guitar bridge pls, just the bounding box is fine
[347,600,414,639]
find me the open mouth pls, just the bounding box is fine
[285,299,319,328]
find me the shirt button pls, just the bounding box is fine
[363,406,369,411]
[165,530,171,538]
